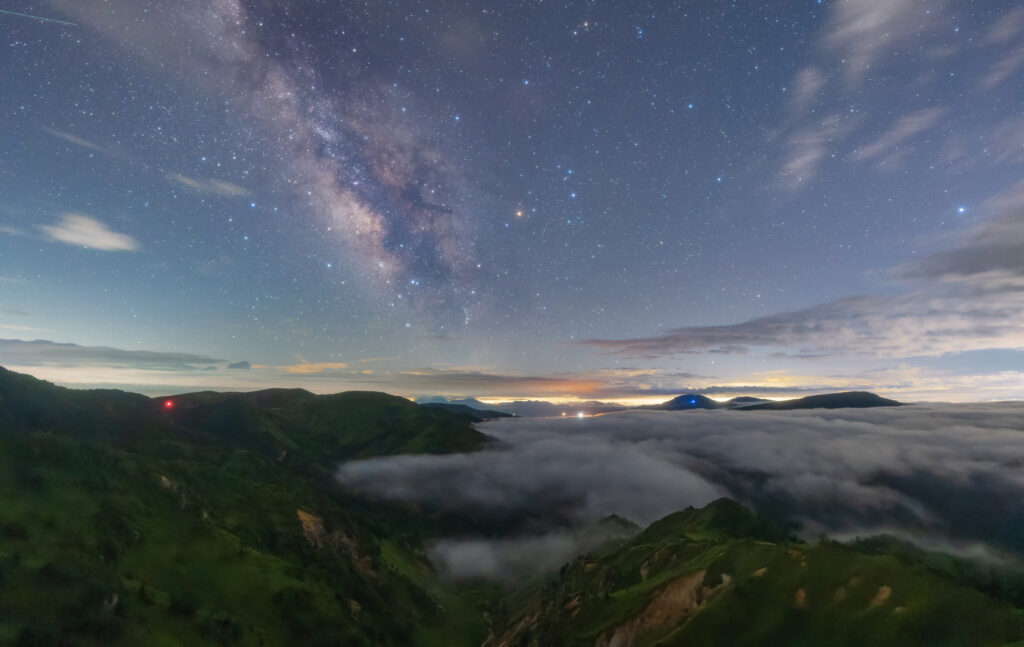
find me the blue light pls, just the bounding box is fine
[689,398,697,405]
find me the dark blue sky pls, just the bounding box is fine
[2,0,1023,402]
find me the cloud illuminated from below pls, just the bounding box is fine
[39,213,138,251]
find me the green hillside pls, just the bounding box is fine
[0,367,491,646]
[487,500,1024,647]
[2,367,1024,646]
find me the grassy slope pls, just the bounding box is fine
[0,367,490,646]
[5,368,1024,646]
[489,500,1024,647]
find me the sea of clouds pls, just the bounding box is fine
[337,404,1024,579]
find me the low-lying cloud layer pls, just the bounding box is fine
[338,405,1024,578]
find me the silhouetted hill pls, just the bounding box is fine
[724,395,770,408]
[0,366,491,462]
[0,366,492,645]
[655,393,722,410]
[419,402,513,420]
[741,391,902,410]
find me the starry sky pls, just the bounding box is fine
[2,0,1024,403]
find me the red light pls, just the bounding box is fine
[163,400,174,409]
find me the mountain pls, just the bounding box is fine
[486,499,1024,647]
[416,396,505,411]
[0,366,492,646]
[0,366,492,461]
[415,397,630,418]
[646,392,900,412]
[740,391,902,410]
[723,396,770,408]
[651,393,722,410]
[2,367,1019,646]
[419,402,513,420]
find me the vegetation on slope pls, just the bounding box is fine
[0,367,491,646]
[487,499,1024,647]
[3,367,1023,647]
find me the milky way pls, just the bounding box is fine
[2,1,1023,400]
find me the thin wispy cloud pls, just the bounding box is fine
[823,0,944,87]
[39,213,138,251]
[787,66,825,119]
[0,338,222,370]
[168,173,251,196]
[979,49,1024,90]
[280,361,350,374]
[780,114,854,189]
[582,182,1024,360]
[852,108,946,163]
[39,126,106,153]
[984,6,1024,44]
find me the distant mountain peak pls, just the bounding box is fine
[741,391,902,410]
[659,393,721,410]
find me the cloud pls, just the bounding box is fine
[780,114,858,189]
[396,369,605,396]
[337,404,1024,576]
[226,360,251,370]
[984,6,1024,44]
[823,0,942,86]
[40,126,106,153]
[39,213,138,251]
[979,49,1024,91]
[280,361,349,374]
[852,108,946,162]
[338,422,725,529]
[275,364,607,398]
[582,178,1024,360]
[787,67,825,118]
[0,325,50,333]
[895,209,1024,285]
[582,288,1024,359]
[0,338,222,370]
[168,173,250,196]
[427,533,585,582]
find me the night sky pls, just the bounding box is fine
[2,0,1023,402]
